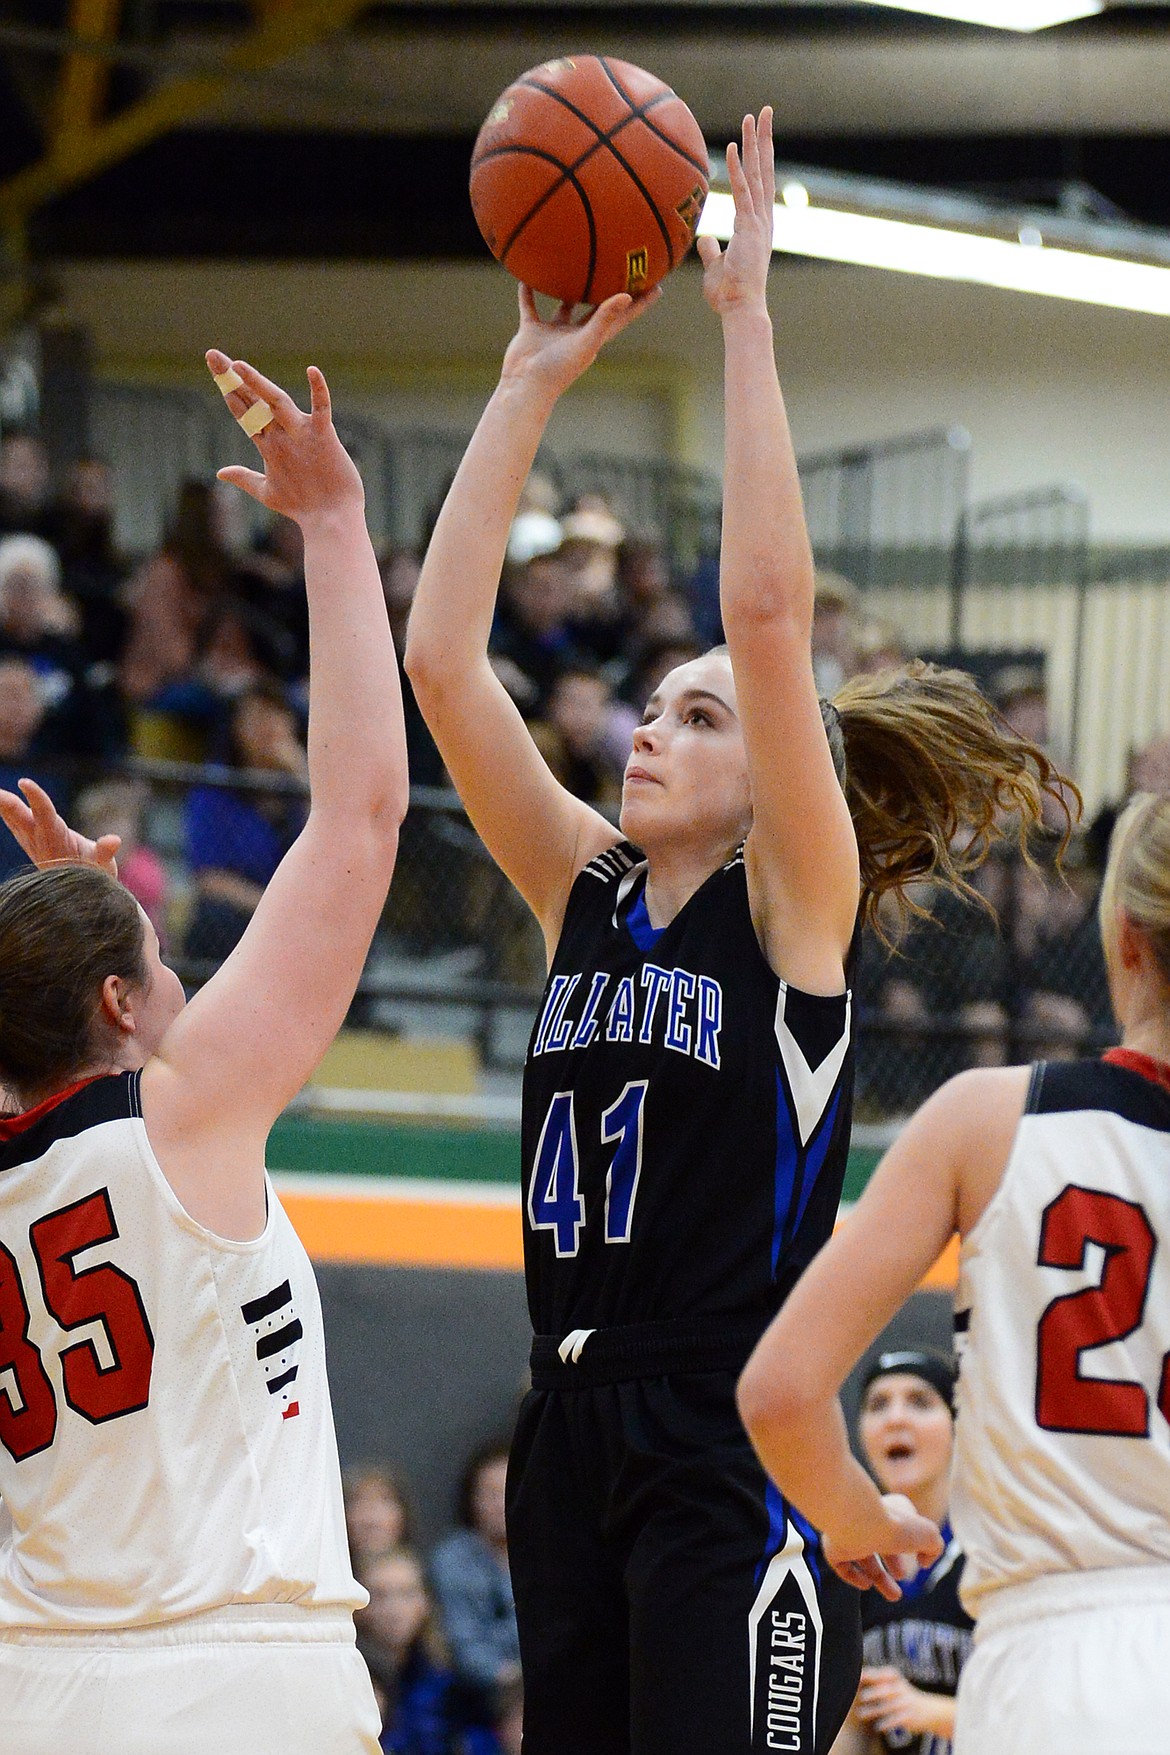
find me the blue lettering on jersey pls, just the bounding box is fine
[533,976,572,1056]
[544,974,581,1053]
[606,976,637,1043]
[570,972,610,1049]
[665,969,696,1055]
[695,976,723,1069]
[530,965,723,1069]
[638,965,672,1044]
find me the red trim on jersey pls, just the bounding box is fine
[1103,1048,1170,1096]
[282,1402,300,1421]
[0,1075,105,1141]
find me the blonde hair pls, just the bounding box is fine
[1099,792,1170,989]
[830,660,1077,937]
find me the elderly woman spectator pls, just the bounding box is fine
[0,533,116,757]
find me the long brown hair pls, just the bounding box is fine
[826,659,1077,937]
[0,864,147,1104]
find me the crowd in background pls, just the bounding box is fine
[1,422,1164,1107]
[343,1442,522,1755]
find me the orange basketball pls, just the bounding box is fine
[470,56,710,307]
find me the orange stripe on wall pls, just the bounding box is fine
[281,1190,525,1271]
[280,1184,960,1290]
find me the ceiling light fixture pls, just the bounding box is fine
[860,0,1101,31]
[698,167,1170,319]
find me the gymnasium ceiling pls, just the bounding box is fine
[4,0,1170,263]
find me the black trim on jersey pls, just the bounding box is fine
[241,1279,293,1325]
[0,1074,138,1176]
[256,1318,303,1360]
[265,1366,298,1396]
[781,984,849,1075]
[953,1308,970,1335]
[1029,1058,1170,1134]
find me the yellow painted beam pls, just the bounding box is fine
[51,0,124,150]
[0,0,370,226]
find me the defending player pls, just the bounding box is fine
[0,352,407,1754]
[739,790,1170,1755]
[405,109,1066,1755]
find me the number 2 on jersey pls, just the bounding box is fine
[529,1083,648,1256]
[1035,1184,1170,1438]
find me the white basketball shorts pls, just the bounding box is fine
[955,1565,1170,1755]
[0,1603,382,1755]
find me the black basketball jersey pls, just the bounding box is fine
[860,1530,974,1755]
[520,840,855,1336]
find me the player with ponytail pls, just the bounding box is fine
[406,108,1068,1755]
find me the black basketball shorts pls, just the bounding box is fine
[507,1337,862,1755]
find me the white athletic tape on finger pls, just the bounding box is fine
[213,368,244,394]
[239,399,275,437]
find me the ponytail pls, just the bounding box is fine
[830,660,1078,937]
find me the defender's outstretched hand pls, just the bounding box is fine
[206,350,364,525]
[0,777,120,875]
[697,107,775,315]
[499,283,661,404]
[822,1494,944,1603]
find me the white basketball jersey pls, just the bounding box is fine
[952,1052,1170,1616]
[0,1071,362,1629]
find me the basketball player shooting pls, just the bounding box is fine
[405,106,1065,1755]
[0,352,406,1755]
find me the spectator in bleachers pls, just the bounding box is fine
[73,779,168,947]
[490,545,582,715]
[811,569,860,696]
[0,433,53,539]
[119,479,237,755]
[382,545,445,790]
[48,457,129,668]
[237,513,311,685]
[853,615,908,677]
[530,664,624,810]
[430,1442,520,1717]
[0,658,49,881]
[0,532,118,759]
[559,497,628,666]
[357,1546,467,1755]
[344,1463,416,1576]
[181,680,308,964]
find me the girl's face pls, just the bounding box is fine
[346,1479,406,1560]
[362,1554,428,1654]
[859,1372,954,1503]
[471,1456,509,1546]
[620,652,752,860]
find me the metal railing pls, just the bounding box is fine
[1,757,1114,1098]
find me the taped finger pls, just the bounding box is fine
[239,399,276,437]
[213,368,244,395]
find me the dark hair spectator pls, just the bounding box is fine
[430,1441,520,1719]
[119,480,240,754]
[47,457,129,667]
[0,658,51,882]
[357,1545,467,1755]
[382,545,445,791]
[490,552,583,715]
[530,665,623,810]
[0,433,52,539]
[180,681,308,966]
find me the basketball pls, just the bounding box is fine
[470,56,710,307]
